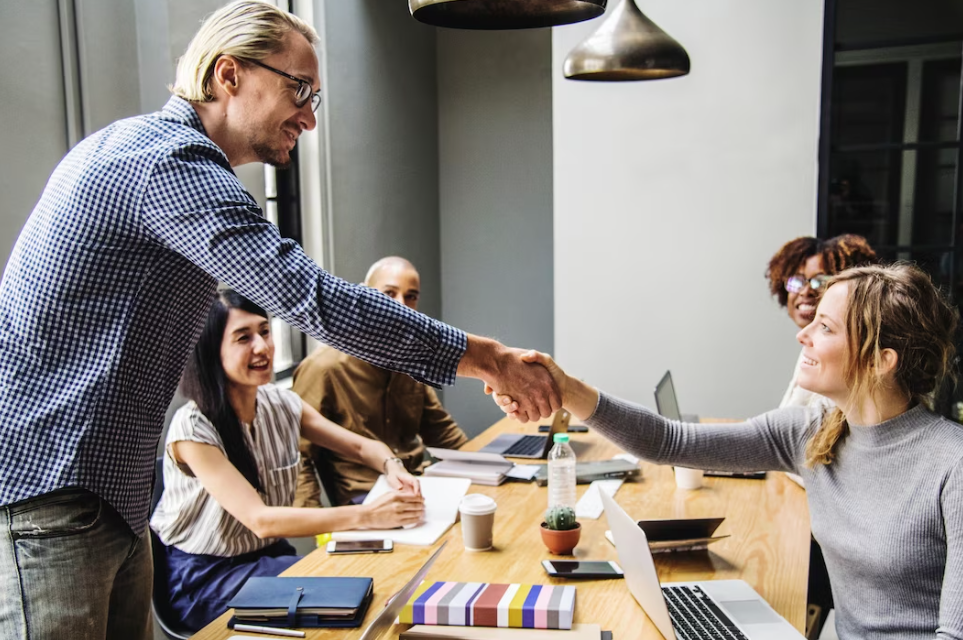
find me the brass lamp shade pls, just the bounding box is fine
[563,0,689,81]
[409,0,606,30]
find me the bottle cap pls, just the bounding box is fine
[553,433,570,443]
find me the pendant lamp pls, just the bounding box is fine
[563,0,689,80]
[409,0,606,30]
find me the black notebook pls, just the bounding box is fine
[227,576,373,629]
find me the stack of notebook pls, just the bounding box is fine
[424,448,514,486]
[227,576,373,629]
[399,582,576,630]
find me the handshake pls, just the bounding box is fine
[458,336,580,422]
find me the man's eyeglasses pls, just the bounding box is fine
[246,59,321,112]
[785,274,830,294]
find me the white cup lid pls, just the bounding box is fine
[459,493,497,516]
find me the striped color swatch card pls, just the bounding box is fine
[398,582,576,630]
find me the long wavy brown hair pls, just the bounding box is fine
[805,263,959,467]
[766,234,877,307]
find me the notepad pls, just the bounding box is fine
[399,582,576,630]
[331,475,471,546]
[227,576,373,628]
[424,448,514,486]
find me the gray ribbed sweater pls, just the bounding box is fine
[586,394,963,640]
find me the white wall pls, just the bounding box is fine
[553,0,825,418]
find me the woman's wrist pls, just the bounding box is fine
[567,378,600,421]
[382,456,403,475]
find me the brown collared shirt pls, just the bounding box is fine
[292,345,467,505]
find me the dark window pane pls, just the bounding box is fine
[918,57,961,144]
[828,149,903,246]
[913,147,958,244]
[831,64,907,146]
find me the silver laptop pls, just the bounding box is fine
[600,491,805,640]
[654,370,699,423]
[479,409,571,459]
[654,371,765,480]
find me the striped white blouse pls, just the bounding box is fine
[150,384,303,557]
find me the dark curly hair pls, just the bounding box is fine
[766,234,877,307]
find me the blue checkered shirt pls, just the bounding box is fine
[0,97,466,533]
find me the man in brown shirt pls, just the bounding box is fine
[293,257,468,506]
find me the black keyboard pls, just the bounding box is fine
[503,434,547,456]
[663,585,749,640]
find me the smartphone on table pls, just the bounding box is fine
[538,425,588,433]
[326,539,393,554]
[541,560,623,579]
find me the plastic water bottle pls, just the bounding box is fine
[547,433,577,511]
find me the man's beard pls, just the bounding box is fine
[251,142,292,169]
[248,131,292,169]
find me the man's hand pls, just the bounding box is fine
[487,350,598,422]
[457,336,561,423]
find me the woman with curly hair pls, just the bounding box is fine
[497,263,962,639]
[766,234,877,413]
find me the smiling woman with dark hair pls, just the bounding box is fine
[150,290,425,632]
[766,234,877,414]
[494,263,963,640]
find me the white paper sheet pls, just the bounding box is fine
[331,476,471,546]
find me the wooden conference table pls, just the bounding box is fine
[193,415,811,639]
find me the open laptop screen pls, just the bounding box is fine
[654,370,682,421]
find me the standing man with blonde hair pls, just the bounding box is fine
[0,2,557,638]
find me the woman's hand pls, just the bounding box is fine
[362,490,425,529]
[385,459,421,496]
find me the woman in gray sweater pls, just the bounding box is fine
[497,263,961,639]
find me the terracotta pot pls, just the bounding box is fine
[540,522,581,555]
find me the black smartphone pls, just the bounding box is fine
[538,425,588,433]
[541,560,623,579]
[326,539,393,554]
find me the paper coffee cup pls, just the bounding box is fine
[459,494,497,551]
[674,467,704,490]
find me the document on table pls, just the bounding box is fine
[331,475,471,546]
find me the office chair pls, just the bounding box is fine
[306,449,339,509]
[150,457,193,640]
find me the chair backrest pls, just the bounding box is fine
[309,449,339,509]
[150,456,193,640]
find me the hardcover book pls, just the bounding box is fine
[398,582,575,630]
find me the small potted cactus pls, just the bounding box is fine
[540,505,581,555]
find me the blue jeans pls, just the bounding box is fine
[0,488,152,640]
[165,538,300,632]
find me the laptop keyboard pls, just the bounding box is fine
[502,435,546,456]
[663,586,749,640]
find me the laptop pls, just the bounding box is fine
[654,370,700,423]
[478,409,572,459]
[357,540,447,640]
[655,371,764,480]
[600,491,805,640]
